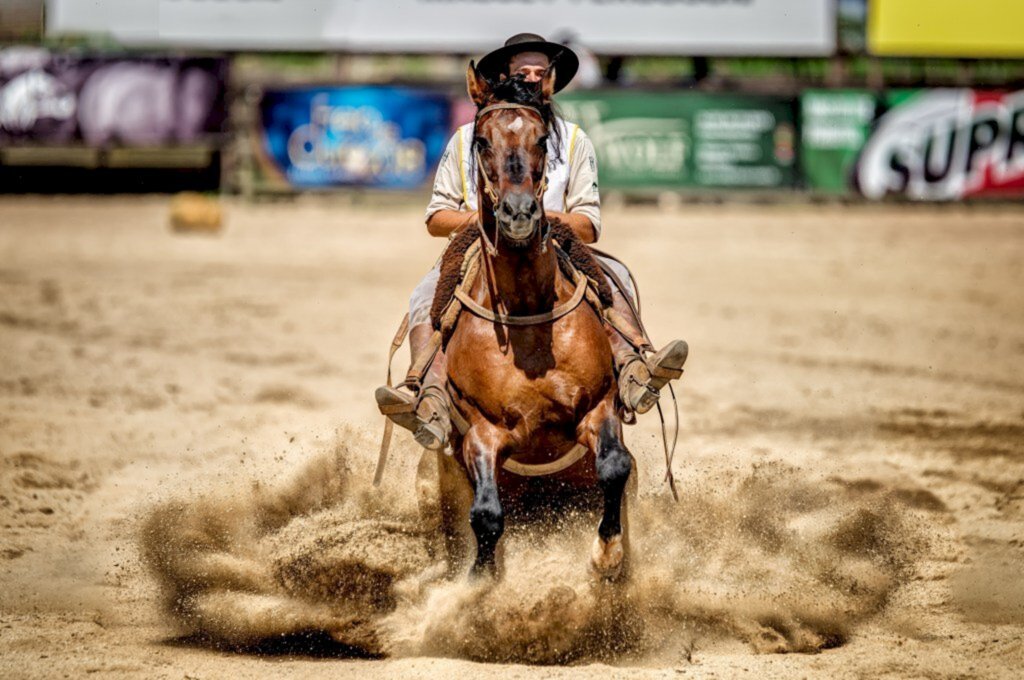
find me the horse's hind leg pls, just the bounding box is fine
[436,449,475,577]
[580,399,632,579]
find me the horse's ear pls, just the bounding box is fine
[541,66,557,100]
[466,60,491,106]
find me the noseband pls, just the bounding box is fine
[473,102,550,256]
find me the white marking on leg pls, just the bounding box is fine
[591,534,624,577]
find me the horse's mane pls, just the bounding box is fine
[430,217,613,330]
[473,73,564,165]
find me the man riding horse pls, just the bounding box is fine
[376,33,688,454]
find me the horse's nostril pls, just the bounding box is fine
[499,194,540,223]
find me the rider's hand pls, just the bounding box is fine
[546,211,597,244]
[458,210,479,233]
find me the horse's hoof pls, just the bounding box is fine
[468,561,498,581]
[590,534,624,580]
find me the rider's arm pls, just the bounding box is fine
[549,130,601,244]
[427,209,478,238]
[425,133,477,238]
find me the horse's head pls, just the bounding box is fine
[467,62,556,250]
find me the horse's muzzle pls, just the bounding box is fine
[496,192,541,247]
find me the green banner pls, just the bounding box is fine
[558,91,796,191]
[799,90,878,193]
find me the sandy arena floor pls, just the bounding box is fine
[0,197,1022,678]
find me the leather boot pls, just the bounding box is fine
[375,324,452,451]
[618,340,688,415]
[607,291,688,415]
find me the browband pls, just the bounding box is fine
[475,102,542,120]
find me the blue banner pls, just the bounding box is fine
[259,86,451,189]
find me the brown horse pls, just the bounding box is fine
[433,64,634,579]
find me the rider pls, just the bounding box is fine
[376,33,688,451]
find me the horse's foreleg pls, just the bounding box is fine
[462,423,507,577]
[579,398,632,579]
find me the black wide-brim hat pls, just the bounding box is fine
[476,33,579,93]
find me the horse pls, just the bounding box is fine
[429,63,635,579]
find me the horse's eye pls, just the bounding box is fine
[537,135,548,150]
[474,136,490,150]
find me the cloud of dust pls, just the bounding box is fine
[139,430,924,663]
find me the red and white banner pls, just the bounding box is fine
[856,89,1024,200]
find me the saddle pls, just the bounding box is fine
[431,220,612,344]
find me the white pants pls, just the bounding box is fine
[408,254,636,327]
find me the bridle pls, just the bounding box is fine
[460,100,588,334]
[472,102,550,258]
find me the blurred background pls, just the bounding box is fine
[2,0,1023,201]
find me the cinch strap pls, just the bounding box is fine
[503,443,588,476]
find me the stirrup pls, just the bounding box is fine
[618,359,656,415]
[374,384,451,451]
[414,384,451,451]
[618,339,688,415]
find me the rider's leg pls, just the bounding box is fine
[409,323,451,449]
[375,266,453,450]
[408,322,438,378]
[599,261,688,416]
[375,322,452,451]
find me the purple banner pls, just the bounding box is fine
[0,47,227,146]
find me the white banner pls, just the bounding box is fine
[47,0,835,55]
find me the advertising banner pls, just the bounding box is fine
[0,47,226,147]
[855,90,1024,201]
[257,86,451,190]
[868,0,1024,58]
[558,91,797,191]
[801,90,878,193]
[48,0,836,56]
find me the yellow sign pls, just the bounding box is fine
[869,0,1024,57]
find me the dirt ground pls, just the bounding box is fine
[0,197,1022,679]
